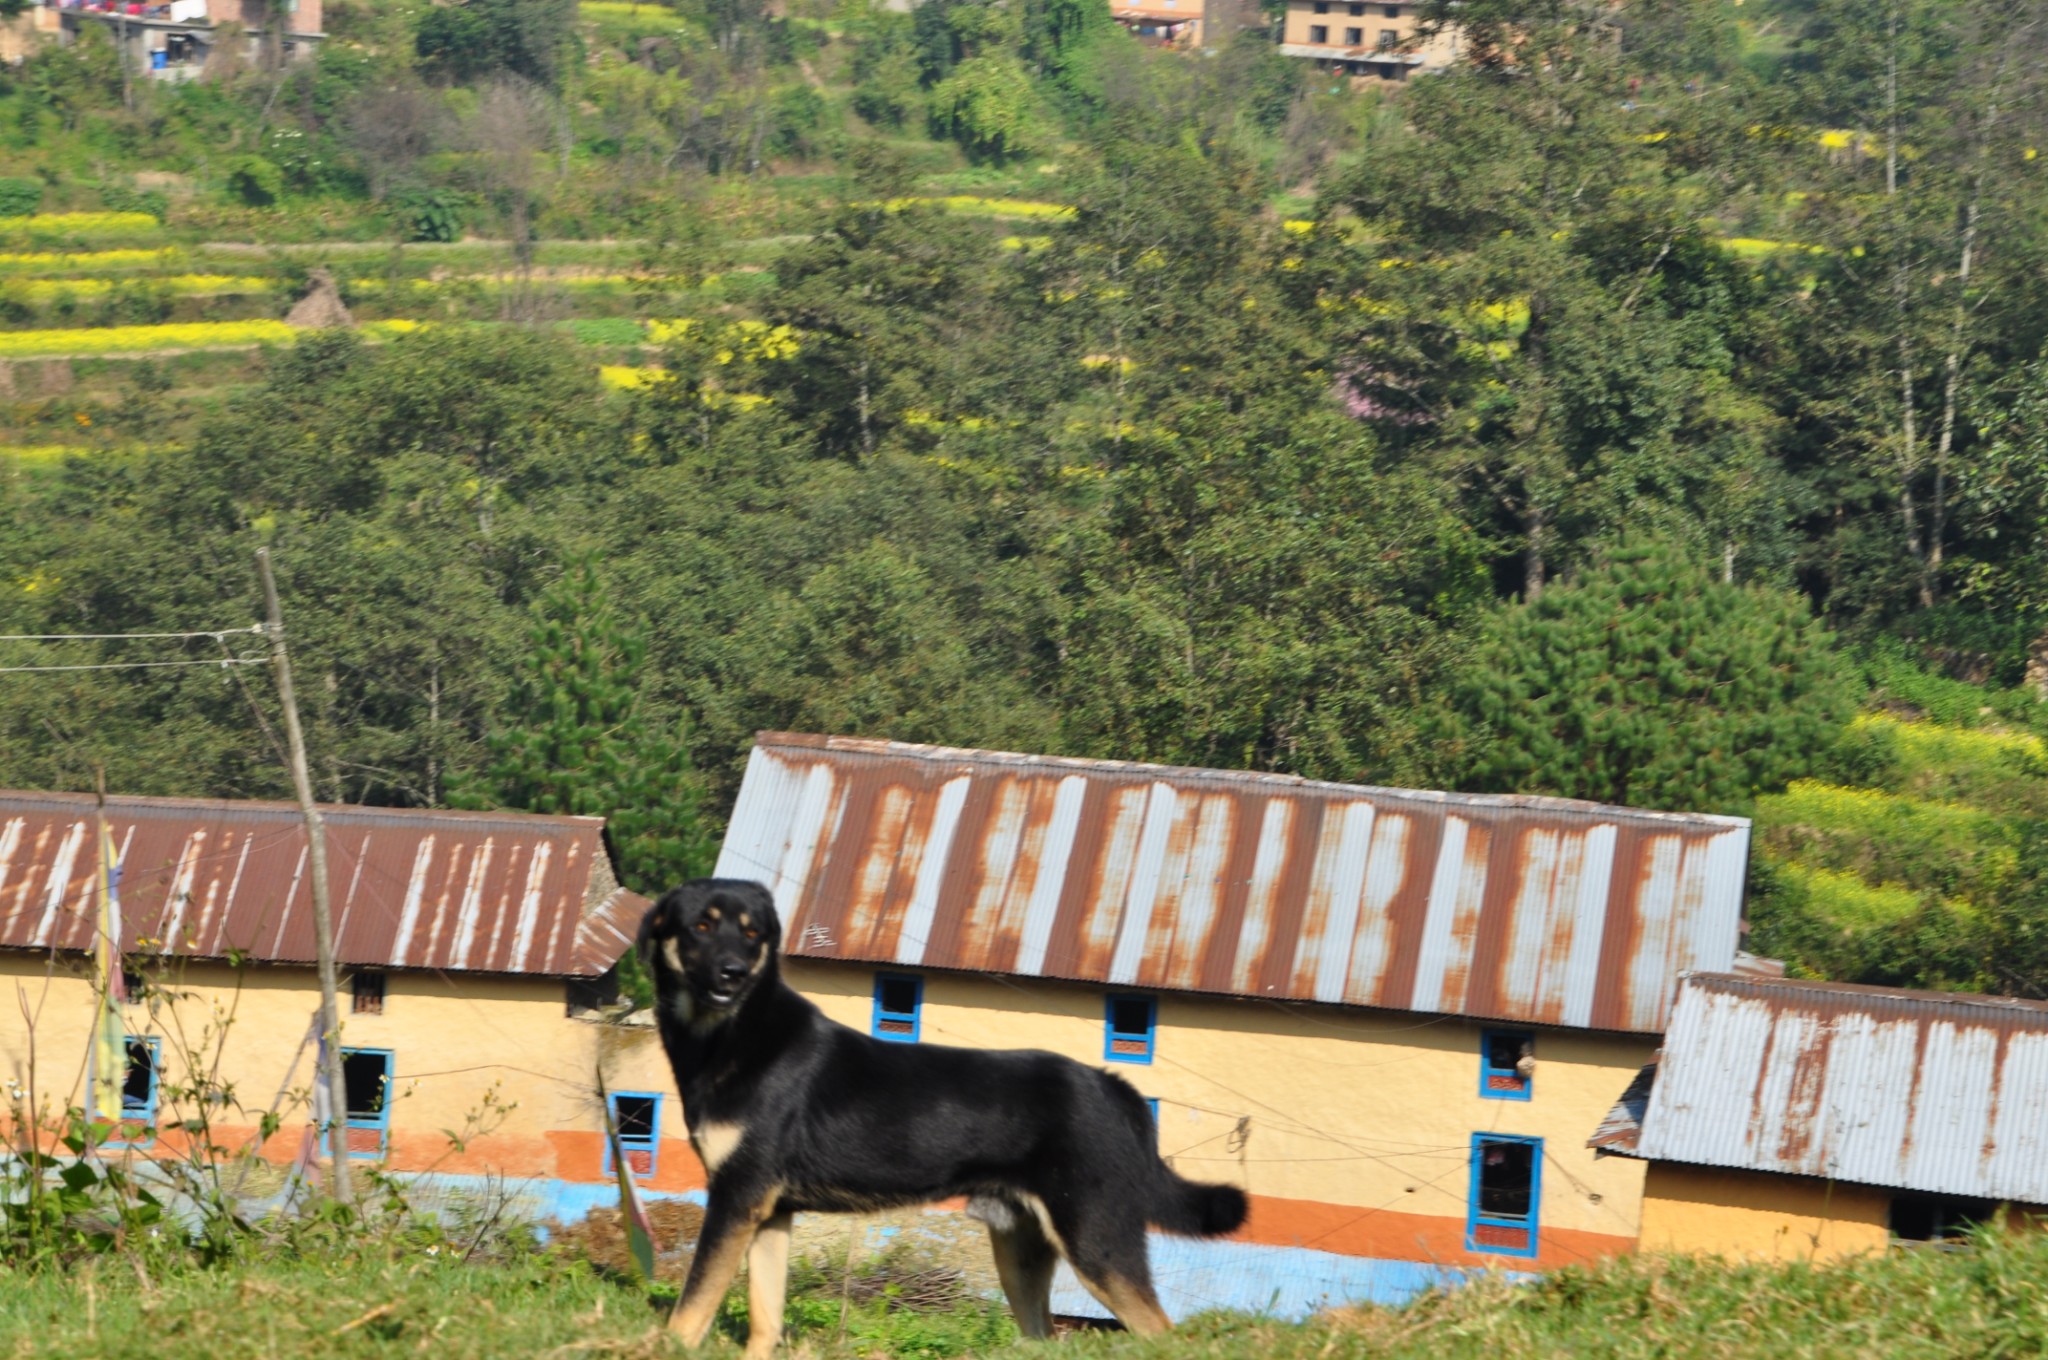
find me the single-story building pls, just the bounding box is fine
[712,731,1755,1316]
[1590,972,2048,1261]
[0,789,693,1222]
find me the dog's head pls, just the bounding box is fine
[638,879,781,1026]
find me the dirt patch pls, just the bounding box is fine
[549,1199,706,1282]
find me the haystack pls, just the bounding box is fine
[284,267,355,329]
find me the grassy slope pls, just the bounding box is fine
[14,1228,2048,1360]
[1753,647,2048,968]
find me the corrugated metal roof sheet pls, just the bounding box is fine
[713,733,1751,1032]
[1628,973,2048,1202]
[0,790,648,977]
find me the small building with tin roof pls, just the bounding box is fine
[1590,972,2048,1261]
[713,732,1756,1315]
[0,789,702,1221]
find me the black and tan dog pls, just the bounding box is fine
[638,878,1248,1355]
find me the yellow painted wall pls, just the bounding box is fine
[1637,1163,1893,1262]
[2,945,1653,1269]
[786,959,1649,1269]
[0,951,704,1191]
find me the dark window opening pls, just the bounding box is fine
[1345,26,1363,44]
[1309,24,1328,42]
[607,1091,662,1176]
[1312,1,1329,12]
[1478,1141,1534,1218]
[566,966,621,1016]
[1891,1195,1994,1247]
[1481,1030,1534,1100]
[121,969,145,999]
[342,1049,389,1122]
[614,1093,657,1143]
[1468,1134,1542,1257]
[121,1038,158,1116]
[1376,27,1398,49]
[351,970,385,1015]
[1383,3,1399,14]
[1105,995,1157,1064]
[873,974,922,1042]
[1347,1,1363,12]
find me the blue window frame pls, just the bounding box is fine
[341,1047,393,1159]
[1468,1133,1542,1257]
[604,1091,662,1179]
[1105,994,1156,1064]
[112,1036,160,1145]
[872,974,922,1042]
[1480,1030,1534,1101]
[1145,1098,1160,1123]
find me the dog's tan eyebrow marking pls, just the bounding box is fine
[738,912,752,927]
[706,906,723,921]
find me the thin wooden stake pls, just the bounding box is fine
[257,547,352,1202]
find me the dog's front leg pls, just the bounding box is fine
[742,1210,793,1360]
[670,1187,781,1345]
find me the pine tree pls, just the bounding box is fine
[1442,541,1855,813]
[454,559,714,896]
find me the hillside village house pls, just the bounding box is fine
[1276,0,1460,84]
[711,732,1755,1316]
[33,0,323,80]
[0,790,689,1224]
[1107,0,1256,52]
[1591,973,2048,1261]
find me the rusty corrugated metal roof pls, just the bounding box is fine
[0,790,647,976]
[713,733,1750,1032]
[1588,1063,1657,1153]
[1626,973,2048,1202]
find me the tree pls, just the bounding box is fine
[1440,540,1855,813]
[454,558,715,894]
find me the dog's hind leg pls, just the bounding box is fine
[743,1210,794,1360]
[670,1188,780,1345]
[980,1202,1057,1340]
[1040,1199,1171,1337]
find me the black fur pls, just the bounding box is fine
[638,877,1248,1351]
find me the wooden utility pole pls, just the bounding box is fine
[257,547,352,1202]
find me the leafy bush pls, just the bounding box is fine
[0,177,43,218]
[97,183,168,221]
[225,156,285,208]
[392,188,466,243]
[928,54,1039,163]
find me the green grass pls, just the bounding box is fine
[14,1226,2048,1359]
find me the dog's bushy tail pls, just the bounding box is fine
[1150,1171,1248,1238]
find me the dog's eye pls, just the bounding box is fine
[743,928,759,941]
[694,920,710,934]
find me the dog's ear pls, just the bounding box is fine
[637,886,689,973]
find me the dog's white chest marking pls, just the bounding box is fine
[695,1120,746,1173]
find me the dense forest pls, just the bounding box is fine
[3,0,2048,997]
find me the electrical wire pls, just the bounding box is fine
[0,625,265,642]
[0,657,266,674]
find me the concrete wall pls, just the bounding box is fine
[1637,1163,1892,1262]
[786,958,1649,1272]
